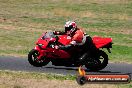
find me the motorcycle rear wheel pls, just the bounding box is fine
[85,50,108,71]
[28,49,50,67]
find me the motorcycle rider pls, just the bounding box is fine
[53,21,97,63]
[53,21,85,50]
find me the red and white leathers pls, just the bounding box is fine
[54,28,85,50]
[53,21,86,50]
[70,28,85,46]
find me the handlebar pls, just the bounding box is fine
[55,36,59,42]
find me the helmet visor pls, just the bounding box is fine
[65,25,73,32]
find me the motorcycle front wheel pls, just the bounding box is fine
[85,50,108,71]
[28,49,50,67]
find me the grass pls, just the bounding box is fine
[0,0,132,63]
[0,70,132,88]
[0,70,75,80]
[0,1,132,88]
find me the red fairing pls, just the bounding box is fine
[34,33,71,59]
[92,36,112,48]
[46,49,71,59]
[58,35,71,45]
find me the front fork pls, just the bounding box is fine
[34,45,46,60]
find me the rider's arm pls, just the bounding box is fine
[59,41,76,50]
[53,31,66,35]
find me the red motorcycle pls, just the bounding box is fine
[28,32,113,71]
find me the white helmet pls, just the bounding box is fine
[64,21,77,34]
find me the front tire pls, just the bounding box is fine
[85,50,108,71]
[28,49,50,67]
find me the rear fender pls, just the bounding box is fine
[102,42,113,48]
[102,42,113,53]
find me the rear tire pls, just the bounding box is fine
[28,49,50,67]
[85,50,108,71]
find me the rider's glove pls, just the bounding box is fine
[54,45,59,49]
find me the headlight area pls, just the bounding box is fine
[38,44,45,49]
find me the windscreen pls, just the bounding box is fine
[42,32,55,39]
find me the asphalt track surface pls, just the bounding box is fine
[0,56,132,79]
